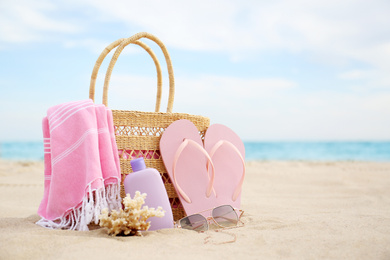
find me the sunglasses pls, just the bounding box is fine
[176,205,244,232]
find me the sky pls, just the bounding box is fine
[1,0,390,141]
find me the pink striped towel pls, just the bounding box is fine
[36,100,121,231]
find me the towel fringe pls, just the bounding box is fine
[36,183,121,231]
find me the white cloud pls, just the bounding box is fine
[0,0,81,44]
[77,0,390,61]
[339,68,390,91]
[63,38,147,55]
[72,0,390,91]
[339,69,374,80]
[175,75,296,103]
[63,39,111,53]
[2,0,390,70]
[97,74,164,111]
[235,90,390,141]
[175,74,390,141]
[98,72,297,111]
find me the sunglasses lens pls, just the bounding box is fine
[179,214,208,232]
[212,205,238,227]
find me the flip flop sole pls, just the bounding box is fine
[204,124,246,209]
[160,119,216,216]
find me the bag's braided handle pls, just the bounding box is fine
[103,32,175,113]
[89,38,163,112]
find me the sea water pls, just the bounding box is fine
[0,141,389,161]
[244,141,390,161]
[0,141,45,160]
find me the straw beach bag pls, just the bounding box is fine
[89,32,210,220]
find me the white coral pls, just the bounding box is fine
[99,191,165,236]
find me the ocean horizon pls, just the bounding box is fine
[0,141,389,161]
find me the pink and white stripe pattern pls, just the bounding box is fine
[37,99,121,231]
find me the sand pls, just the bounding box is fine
[1,159,390,259]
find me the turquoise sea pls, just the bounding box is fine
[1,141,389,161]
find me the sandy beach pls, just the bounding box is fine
[1,159,389,259]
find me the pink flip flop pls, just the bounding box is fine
[204,124,246,209]
[160,119,217,216]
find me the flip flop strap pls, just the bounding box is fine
[172,139,215,204]
[208,140,245,201]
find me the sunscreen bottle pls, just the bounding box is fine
[124,157,174,230]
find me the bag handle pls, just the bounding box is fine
[89,38,163,112]
[103,32,175,113]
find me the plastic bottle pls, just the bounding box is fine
[124,157,174,230]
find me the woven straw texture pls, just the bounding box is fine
[90,32,210,220]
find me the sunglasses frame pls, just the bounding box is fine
[175,205,244,232]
